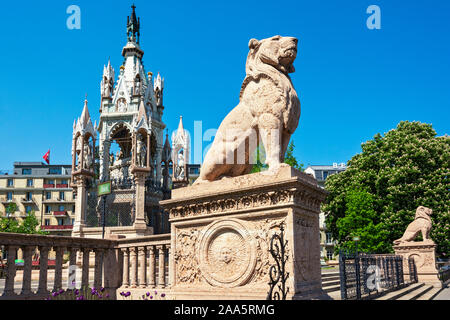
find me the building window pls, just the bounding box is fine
[326,233,333,244]
[22,168,32,175]
[26,192,32,201]
[323,171,329,180]
[71,218,75,225]
[49,168,62,175]
[27,179,33,187]
[59,205,65,212]
[44,219,50,226]
[25,206,32,214]
[45,205,51,214]
[6,192,13,201]
[46,192,51,200]
[57,218,64,226]
[59,192,65,200]
[7,179,13,187]
[61,179,68,185]
[326,249,334,260]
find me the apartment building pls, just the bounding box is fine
[0,162,74,236]
[305,163,347,265]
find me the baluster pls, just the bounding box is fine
[121,248,129,288]
[148,246,156,288]
[129,247,137,288]
[157,245,166,288]
[53,247,64,292]
[21,245,34,295]
[166,244,171,287]
[37,246,49,295]
[94,249,104,289]
[138,247,146,288]
[2,245,18,297]
[81,248,90,288]
[67,247,78,289]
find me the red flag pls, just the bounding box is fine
[43,150,50,165]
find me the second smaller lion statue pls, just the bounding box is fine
[393,206,433,245]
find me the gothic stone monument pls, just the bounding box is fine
[160,35,328,299]
[393,206,441,286]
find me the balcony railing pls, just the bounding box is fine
[43,184,55,189]
[52,211,67,216]
[41,225,73,230]
[55,184,69,188]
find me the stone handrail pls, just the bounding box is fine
[0,232,119,300]
[116,234,171,291]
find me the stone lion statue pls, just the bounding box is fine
[393,206,433,245]
[194,35,300,184]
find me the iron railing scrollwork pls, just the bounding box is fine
[266,224,289,300]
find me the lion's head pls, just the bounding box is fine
[415,206,433,219]
[246,35,298,76]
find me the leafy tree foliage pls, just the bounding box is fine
[251,140,303,173]
[323,121,449,257]
[0,204,48,235]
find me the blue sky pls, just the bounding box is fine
[0,0,449,170]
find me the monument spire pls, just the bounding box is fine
[127,4,140,44]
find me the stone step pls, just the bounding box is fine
[419,287,443,300]
[323,284,341,293]
[376,283,425,300]
[321,275,340,282]
[322,279,340,287]
[398,284,436,300]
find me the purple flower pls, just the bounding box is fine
[58,289,64,294]
[154,290,158,295]
[100,287,105,292]
[150,295,153,299]
[106,294,110,298]
[161,293,166,298]
[75,289,79,295]
[52,292,58,297]
[146,292,150,297]
[126,291,131,297]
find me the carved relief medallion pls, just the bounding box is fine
[199,219,256,287]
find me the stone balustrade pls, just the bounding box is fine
[116,234,171,291]
[0,232,119,300]
[0,232,171,300]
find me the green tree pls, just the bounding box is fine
[284,140,304,171]
[336,188,389,253]
[0,205,48,235]
[323,121,450,257]
[17,211,48,235]
[251,140,303,173]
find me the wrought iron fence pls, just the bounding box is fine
[339,251,413,300]
[85,179,135,228]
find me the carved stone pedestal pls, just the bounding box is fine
[394,241,441,287]
[160,166,328,300]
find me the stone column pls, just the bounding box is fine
[94,249,104,289]
[73,177,87,237]
[81,248,90,288]
[155,147,162,184]
[148,246,156,288]
[121,248,129,288]
[103,248,120,296]
[138,247,147,288]
[133,173,147,233]
[21,246,34,295]
[37,246,49,295]
[53,247,65,291]
[99,140,111,181]
[2,245,18,297]
[157,245,166,287]
[129,247,137,288]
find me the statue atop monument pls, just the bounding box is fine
[194,35,300,184]
[127,4,140,44]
